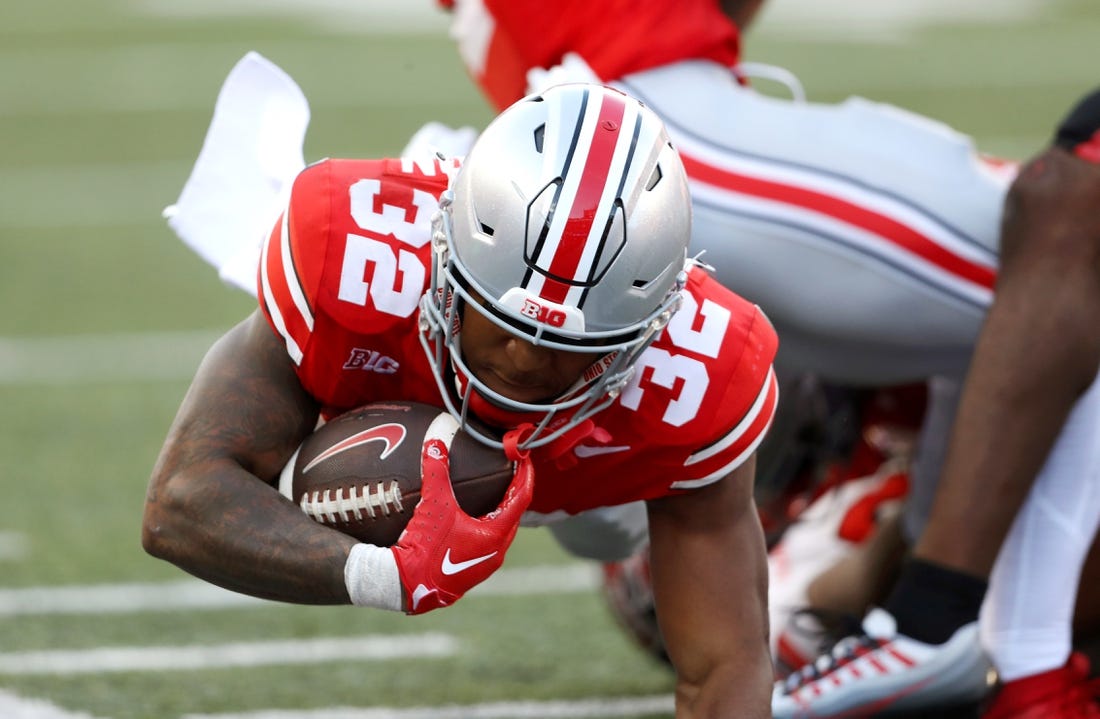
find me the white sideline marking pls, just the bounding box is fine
[0,532,29,561]
[0,564,598,617]
[0,634,456,676]
[0,330,223,385]
[181,695,675,719]
[467,563,598,597]
[0,690,106,719]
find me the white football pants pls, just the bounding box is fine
[559,59,1011,562]
[980,371,1100,681]
[556,60,1100,681]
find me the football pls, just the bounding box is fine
[280,402,515,546]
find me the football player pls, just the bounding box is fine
[435,1,1100,716]
[144,82,780,717]
[436,0,1007,586]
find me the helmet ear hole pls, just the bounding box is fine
[646,165,663,191]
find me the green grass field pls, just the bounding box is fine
[1,1,1098,717]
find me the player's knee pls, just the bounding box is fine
[1054,85,1100,159]
[998,148,1100,375]
[1003,86,1100,267]
[1001,148,1100,271]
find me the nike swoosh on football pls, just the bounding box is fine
[440,548,497,575]
[301,423,407,473]
[573,444,632,458]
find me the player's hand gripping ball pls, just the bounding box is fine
[281,402,515,546]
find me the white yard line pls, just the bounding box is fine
[466,564,598,597]
[0,690,106,719]
[0,330,223,385]
[0,564,598,617]
[0,686,673,719]
[0,634,457,676]
[181,695,675,719]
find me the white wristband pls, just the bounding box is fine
[344,543,403,611]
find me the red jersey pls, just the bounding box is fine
[444,0,741,110]
[260,158,778,516]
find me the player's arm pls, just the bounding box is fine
[142,308,358,604]
[646,454,773,719]
[142,306,533,612]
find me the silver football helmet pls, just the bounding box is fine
[419,83,692,449]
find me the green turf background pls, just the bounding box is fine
[1,1,1098,716]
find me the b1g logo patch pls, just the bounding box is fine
[343,348,400,374]
[520,298,567,327]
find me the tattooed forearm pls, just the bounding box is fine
[143,310,354,605]
[171,311,319,481]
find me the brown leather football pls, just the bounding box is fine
[284,402,514,546]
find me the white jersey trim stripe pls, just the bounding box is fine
[669,414,772,491]
[684,367,776,467]
[671,368,777,490]
[280,207,314,332]
[259,210,304,365]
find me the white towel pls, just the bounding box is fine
[163,51,310,297]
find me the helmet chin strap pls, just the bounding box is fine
[451,361,566,431]
[467,389,612,468]
[465,387,546,429]
[448,319,617,413]
[452,363,613,466]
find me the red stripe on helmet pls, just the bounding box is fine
[541,92,628,303]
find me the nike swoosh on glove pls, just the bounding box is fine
[391,427,535,614]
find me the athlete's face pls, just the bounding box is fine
[459,307,602,404]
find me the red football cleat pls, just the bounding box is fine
[983,652,1100,719]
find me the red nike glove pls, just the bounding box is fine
[391,432,535,614]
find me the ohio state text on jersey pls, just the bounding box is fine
[260,158,778,515]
